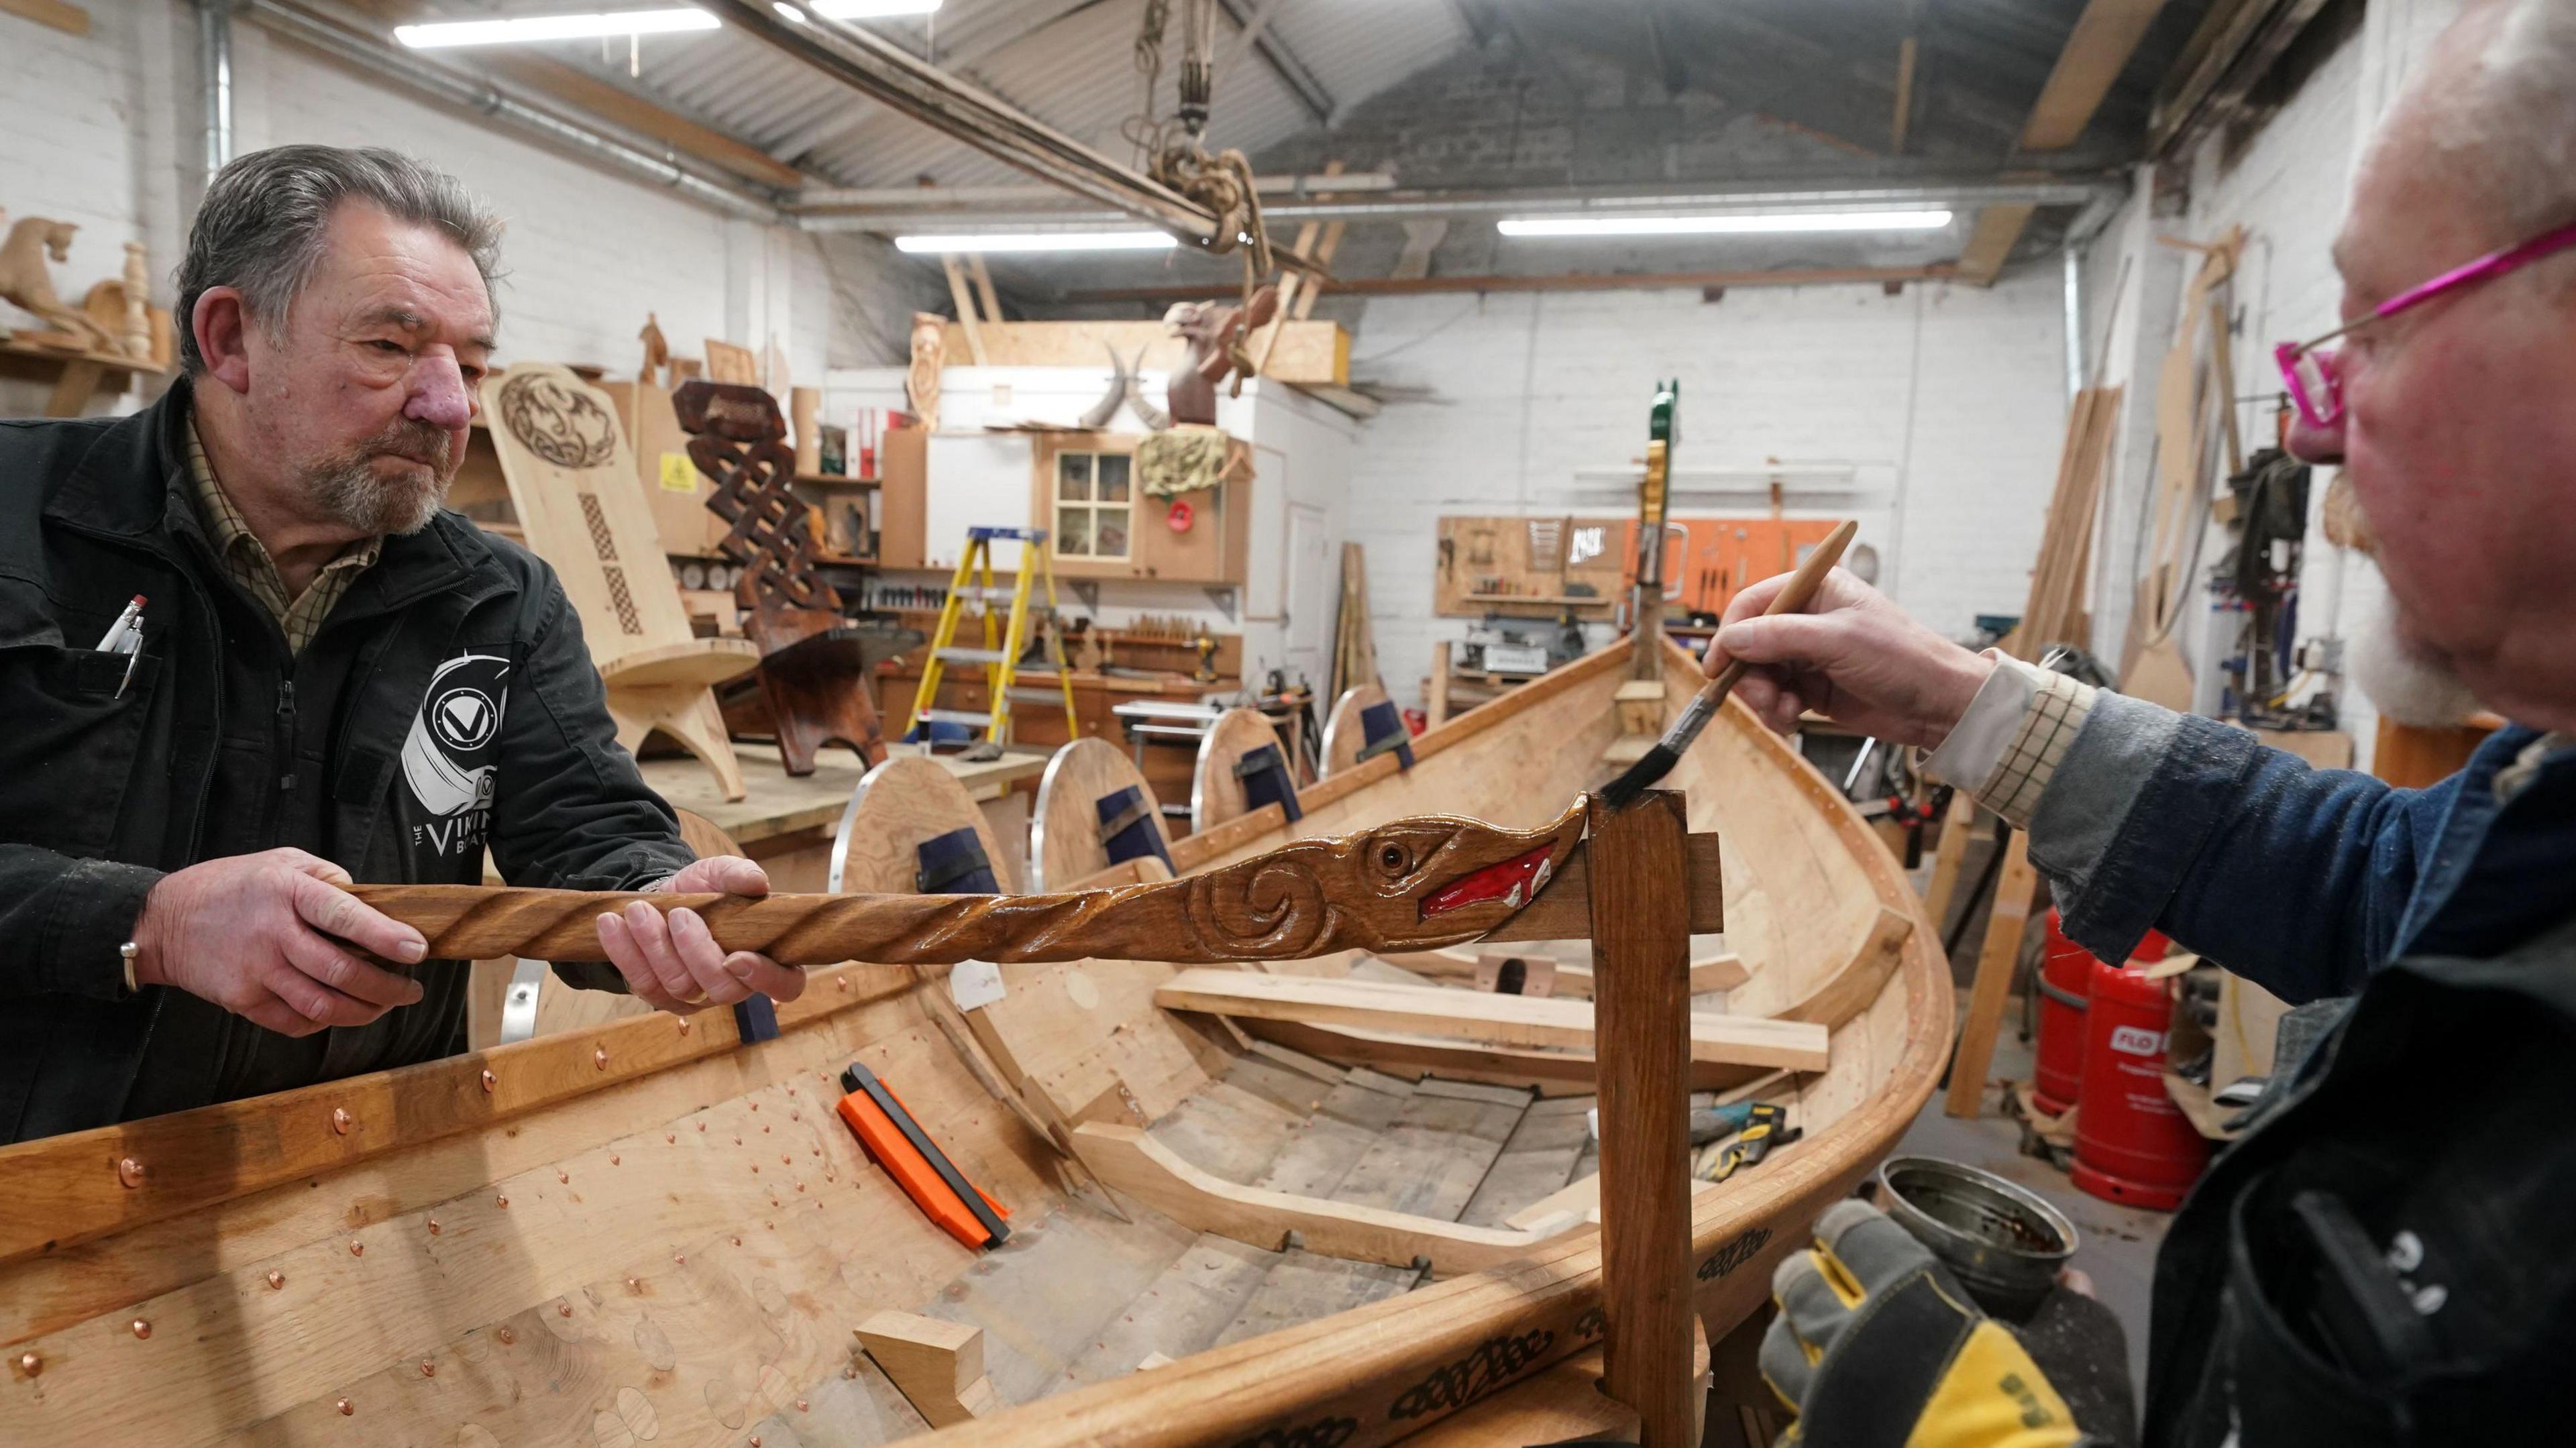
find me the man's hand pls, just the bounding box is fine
[1705,568,1997,746]
[595,855,806,1015]
[131,849,430,1036]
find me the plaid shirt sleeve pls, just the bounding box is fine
[1923,651,2100,829]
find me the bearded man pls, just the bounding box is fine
[0,146,800,1143]
[1727,1,2576,1441]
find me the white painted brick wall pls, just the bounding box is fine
[0,7,915,418]
[1343,273,2072,710]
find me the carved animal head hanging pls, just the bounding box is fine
[672,381,839,613]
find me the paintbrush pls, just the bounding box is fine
[1599,517,1859,810]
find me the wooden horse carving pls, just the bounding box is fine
[0,215,121,354]
[676,380,908,777]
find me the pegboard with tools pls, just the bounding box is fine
[1433,514,1627,617]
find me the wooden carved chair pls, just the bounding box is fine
[674,380,913,777]
[482,362,759,800]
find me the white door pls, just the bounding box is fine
[1281,502,1334,692]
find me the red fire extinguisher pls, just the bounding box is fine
[2071,955,2212,1210]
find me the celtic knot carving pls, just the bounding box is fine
[672,380,838,612]
[1697,1225,1774,1282]
[1387,1328,1554,1421]
[498,371,617,469]
[1230,1417,1357,1448]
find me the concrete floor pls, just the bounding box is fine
[1896,1012,2172,1402]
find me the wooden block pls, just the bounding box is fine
[1152,970,1827,1072]
[1586,791,1697,1447]
[1615,679,1664,736]
[855,1310,998,1428]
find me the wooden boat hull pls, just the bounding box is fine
[0,637,1945,1447]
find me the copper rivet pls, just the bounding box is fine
[337,1398,352,1416]
[697,1121,707,1132]
[811,1148,820,1157]
[497,1328,515,1345]
[131,1318,150,1339]
[796,1398,808,1412]
[558,1303,572,1317]
[625,1277,640,1292]
[17,1351,38,1376]
[674,1252,686,1265]
[750,1165,759,1174]
[266,1270,284,1290]
[785,1085,796,1097]
[496,1195,508,1208]
[751,1437,762,1447]
[117,1156,146,1188]
[749,1103,758,1113]
[838,977,849,992]
[796,1182,806,1193]
[665,1132,675,1144]
[610,1154,621,1166]
[594,1047,609,1070]
[731,1235,741,1246]
[557,1170,570,1183]
[763,1125,771,1134]
[332,1107,352,1135]
[480,1069,497,1093]
[733,1135,742,1146]
[427,1219,441,1235]
[350,1240,364,1257]
[781,1154,790,1165]
[679,1019,692,1036]
[790,1111,800,1121]
[420,1359,435,1377]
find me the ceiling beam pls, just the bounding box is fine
[2150,0,2334,158]
[1962,0,2171,284]
[765,0,1108,165]
[2021,0,2171,149]
[1068,264,1953,302]
[1214,0,1335,125]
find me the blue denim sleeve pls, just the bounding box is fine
[2025,692,2459,1005]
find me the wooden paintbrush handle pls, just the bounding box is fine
[1694,518,1858,708]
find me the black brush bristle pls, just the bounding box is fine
[1598,742,1678,810]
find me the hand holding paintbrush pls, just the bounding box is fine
[1600,519,1860,809]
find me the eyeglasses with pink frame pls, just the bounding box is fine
[2275,219,2576,429]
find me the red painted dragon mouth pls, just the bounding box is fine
[1418,844,1559,920]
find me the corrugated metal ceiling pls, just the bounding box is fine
[456,0,1474,190]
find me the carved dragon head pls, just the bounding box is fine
[1175,801,1589,960]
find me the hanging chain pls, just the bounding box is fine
[1122,0,1280,313]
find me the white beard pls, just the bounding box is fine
[2349,587,2485,727]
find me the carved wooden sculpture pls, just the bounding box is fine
[0,215,120,354]
[483,363,759,799]
[675,380,895,775]
[907,310,945,433]
[1159,284,1278,425]
[355,802,1590,964]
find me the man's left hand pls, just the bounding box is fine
[594,856,806,1015]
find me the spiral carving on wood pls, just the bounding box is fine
[496,371,619,469]
[351,805,1588,966]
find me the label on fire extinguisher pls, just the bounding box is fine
[2108,1025,2165,1057]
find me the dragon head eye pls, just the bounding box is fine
[1376,841,1411,875]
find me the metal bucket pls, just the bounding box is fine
[1876,1156,2078,1320]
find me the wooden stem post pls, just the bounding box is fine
[1585,790,1698,1446]
[1945,827,2041,1117]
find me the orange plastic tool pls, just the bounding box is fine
[836,1062,1010,1250]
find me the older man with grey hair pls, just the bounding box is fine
[0,145,800,1144]
[1725,1,2576,1444]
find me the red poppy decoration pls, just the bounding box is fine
[1167,500,1194,532]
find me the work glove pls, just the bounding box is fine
[1760,1199,2082,1448]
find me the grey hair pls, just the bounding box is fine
[176,145,504,374]
[2411,0,2576,245]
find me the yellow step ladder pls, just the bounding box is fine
[904,526,1079,747]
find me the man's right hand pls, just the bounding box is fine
[130,848,429,1036]
[1706,568,1998,747]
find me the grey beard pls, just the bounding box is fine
[2349,586,2485,728]
[303,424,453,537]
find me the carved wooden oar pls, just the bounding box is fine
[354,805,1591,964]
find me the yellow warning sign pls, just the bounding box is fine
[659,451,698,494]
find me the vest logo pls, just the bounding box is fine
[2109,1025,2165,1057]
[432,687,500,751]
[403,653,508,860]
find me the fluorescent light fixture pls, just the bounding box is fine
[894,231,1177,254]
[810,0,942,15]
[394,7,716,47]
[1497,209,1955,237]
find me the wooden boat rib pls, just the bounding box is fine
[0,636,1945,1447]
